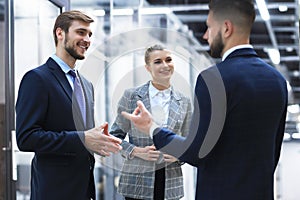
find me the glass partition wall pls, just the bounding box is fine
[3,0,69,199]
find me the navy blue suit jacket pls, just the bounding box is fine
[16,58,95,200]
[153,48,288,200]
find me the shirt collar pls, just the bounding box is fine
[149,81,171,98]
[222,44,253,61]
[51,54,76,74]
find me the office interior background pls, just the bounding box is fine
[0,0,299,199]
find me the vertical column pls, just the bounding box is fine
[4,0,16,199]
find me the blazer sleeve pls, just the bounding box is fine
[110,89,136,159]
[273,82,288,170]
[153,70,215,166]
[16,70,86,154]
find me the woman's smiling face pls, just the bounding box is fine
[145,49,174,90]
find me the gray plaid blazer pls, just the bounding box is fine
[110,81,192,200]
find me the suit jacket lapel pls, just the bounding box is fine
[47,58,85,129]
[136,82,152,112]
[136,82,183,129]
[167,90,182,128]
[47,58,73,101]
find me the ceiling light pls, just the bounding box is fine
[93,9,105,17]
[292,133,300,139]
[139,7,171,15]
[278,5,288,12]
[286,47,294,52]
[112,9,134,16]
[293,70,300,77]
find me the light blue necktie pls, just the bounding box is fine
[69,70,86,126]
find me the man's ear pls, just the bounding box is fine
[223,20,233,38]
[56,27,64,41]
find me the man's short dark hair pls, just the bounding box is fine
[53,10,94,46]
[209,0,256,29]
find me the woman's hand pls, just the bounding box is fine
[131,145,161,161]
[163,153,178,163]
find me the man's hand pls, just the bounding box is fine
[84,122,122,156]
[121,100,153,134]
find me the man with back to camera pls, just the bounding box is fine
[16,10,122,200]
[122,0,288,199]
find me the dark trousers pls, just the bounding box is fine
[154,167,165,200]
[125,167,165,200]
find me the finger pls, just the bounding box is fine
[150,154,160,159]
[163,154,172,159]
[106,146,121,153]
[105,142,122,153]
[132,106,141,115]
[100,133,122,144]
[149,150,160,156]
[102,122,109,136]
[108,135,122,145]
[121,111,132,120]
[148,145,156,150]
[136,100,146,112]
[164,158,173,163]
[99,149,110,157]
[99,123,105,129]
[148,157,159,162]
[164,154,177,162]
[147,154,159,161]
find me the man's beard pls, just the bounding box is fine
[210,31,224,58]
[64,35,85,60]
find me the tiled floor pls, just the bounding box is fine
[276,141,300,200]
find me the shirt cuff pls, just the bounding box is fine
[149,123,160,139]
[128,146,136,159]
[77,131,85,143]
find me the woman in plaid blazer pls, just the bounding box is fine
[110,44,192,200]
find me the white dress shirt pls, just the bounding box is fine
[222,44,253,61]
[148,81,172,138]
[149,81,171,126]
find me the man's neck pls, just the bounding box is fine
[55,52,76,69]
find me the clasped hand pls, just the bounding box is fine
[132,145,177,163]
